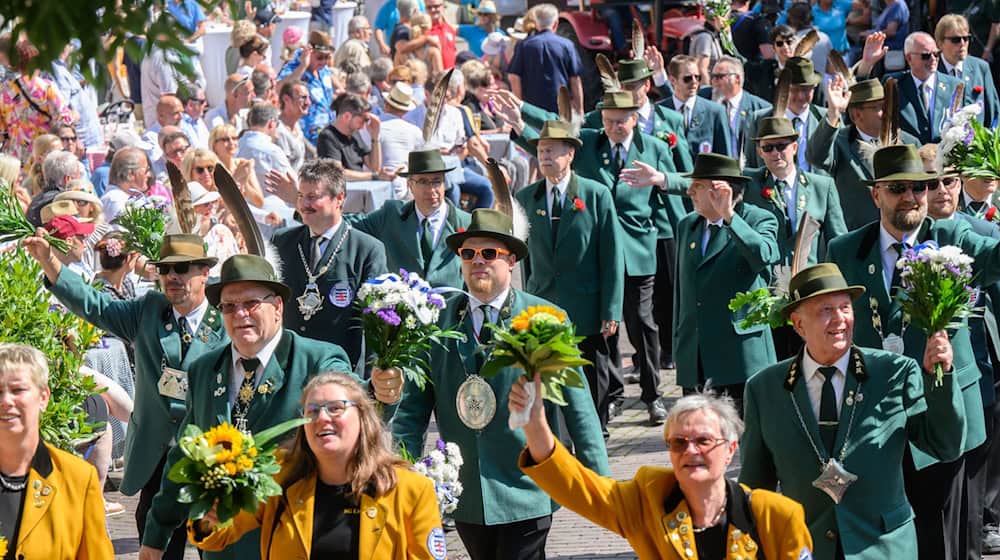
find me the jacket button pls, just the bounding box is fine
[826,530,837,540]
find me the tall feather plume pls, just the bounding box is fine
[881,78,899,146]
[951,82,966,114]
[422,68,455,145]
[213,165,265,256]
[596,53,620,92]
[827,51,854,87]
[773,67,791,117]
[791,213,821,276]
[165,161,196,234]
[631,19,644,61]
[486,157,529,241]
[794,29,819,58]
[556,85,582,135]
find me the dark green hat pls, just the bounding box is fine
[867,144,939,185]
[206,254,291,307]
[683,153,749,183]
[445,209,528,261]
[397,148,455,176]
[848,78,884,106]
[596,90,640,111]
[527,120,582,147]
[754,117,799,142]
[149,234,219,267]
[785,57,822,87]
[617,59,653,84]
[781,263,866,317]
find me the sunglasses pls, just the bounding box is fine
[219,294,278,315]
[410,177,445,188]
[881,181,930,195]
[679,74,699,84]
[918,51,942,61]
[195,164,216,174]
[458,247,512,261]
[760,141,793,153]
[944,35,972,44]
[710,72,736,81]
[59,135,78,142]
[215,136,239,143]
[773,39,792,48]
[303,400,358,420]
[156,262,193,275]
[939,176,959,187]
[666,436,728,453]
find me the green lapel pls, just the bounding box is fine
[245,331,293,428]
[397,201,427,271]
[594,134,618,188]
[783,355,826,456]
[845,126,875,180]
[527,181,555,250]
[556,175,581,246]
[831,348,869,457]
[158,307,183,369]
[699,217,729,268]
[210,348,234,424]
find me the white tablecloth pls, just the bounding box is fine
[332,2,357,48]
[346,180,393,213]
[200,23,234,109]
[271,11,311,69]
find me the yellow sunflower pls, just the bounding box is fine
[0,535,7,558]
[224,462,238,476]
[526,305,566,326]
[205,423,245,465]
[236,455,255,473]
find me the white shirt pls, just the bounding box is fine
[311,220,344,265]
[379,116,423,171]
[468,288,510,339]
[100,188,134,222]
[776,168,799,227]
[701,218,724,255]
[857,130,878,144]
[673,95,696,127]
[228,330,283,407]
[879,224,919,294]
[546,173,571,216]
[942,59,964,79]
[173,298,209,336]
[802,348,850,418]
[637,101,654,134]
[962,190,994,217]
[416,202,449,249]
[609,132,634,164]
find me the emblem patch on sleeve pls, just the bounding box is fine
[427,527,448,560]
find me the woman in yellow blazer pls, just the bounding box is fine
[190,372,447,560]
[510,375,814,560]
[0,343,114,559]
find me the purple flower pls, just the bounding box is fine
[363,306,374,314]
[377,308,402,326]
[964,128,976,146]
[436,439,447,452]
[427,294,445,309]
[423,457,434,467]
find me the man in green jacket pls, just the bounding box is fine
[516,119,624,436]
[139,254,402,560]
[349,149,471,289]
[393,210,608,559]
[741,263,966,560]
[271,159,387,371]
[25,233,225,560]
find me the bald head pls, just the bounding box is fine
[157,94,184,127]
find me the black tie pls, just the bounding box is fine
[704,224,721,256]
[420,219,433,265]
[969,200,987,215]
[817,366,839,456]
[477,304,493,343]
[613,143,624,172]
[178,316,192,359]
[890,242,906,291]
[550,191,562,238]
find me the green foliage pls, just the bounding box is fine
[112,200,170,262]
[0,182,70,254]
[946,117,1000,180]
[0,250,102,451]
[728,288,790,329]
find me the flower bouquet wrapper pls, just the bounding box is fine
[166,417,309,524]
[479,305,591,430]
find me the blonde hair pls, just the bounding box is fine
[410,13,431,36]
[181,148,220,182]
[935,14,969,45]
[405,58,429,88]
[209,124,240,160]
[281,373,408,500]
[230,20,257,49]
[0,153,21,187]
[0,343,49,390]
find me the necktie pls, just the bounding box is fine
[311,235,324,268]
[613,143,624,172]
[817,366,839,456]
[890,242,906,291]
[477,304,493,343]
[793,116,808,171]
[922,84,932,114]
[178,316,192,359]
[969,200,987,216]
[704,224,721,256]
[550,190,562,238]
[235,357,261,410]
[420,218,433,264]
[683,105,690,129]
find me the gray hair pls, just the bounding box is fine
[397,0,419,18]
[348,15,370,35]
[713,55,744,81]
[369,57,393,82]
[904,31,935,54]
[247,102,280,128]
[345,71,372,95]
[664,393,745,443]
[447,68,466,97]
[251,69,272,97]
[108,147,145,186]
[300,159,346,198]
[42,150,82,190]
[0,343,49,390]
[534,4,558,30]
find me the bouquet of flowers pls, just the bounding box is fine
[702,0,738,56]
[357,270,465,390]
[728,287,790,330]
[894,241,978,386]
[936,102,1000,179]
[0,535,7,558]
[411,439,464,517]
[0,181,71,253]
[480,305,590,429]
[112,196,170,262]
[167,418,308,523]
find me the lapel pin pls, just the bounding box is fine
[868,264,876,275]
[34,500,44,508]
[214,387,225,397]
[536,209,546,216]
[33,480,41,489]
[689,242,696,250]
[166,323,173,331]
[41,486,51,496]
[366,507,377,518]
[845,391,854,407]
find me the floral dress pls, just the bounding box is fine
[0,73,73,164]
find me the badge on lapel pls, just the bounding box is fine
[699,141,712,153]
[330,282,353,308]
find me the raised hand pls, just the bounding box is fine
[620,160,665,189]
[826,73,852,122]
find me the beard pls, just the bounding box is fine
[888,206,925,232]
[466,275,496,298]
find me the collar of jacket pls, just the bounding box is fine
[855,218,933,260]
[784,345,868,391]
[660,476,763,558]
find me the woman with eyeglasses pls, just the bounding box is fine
[209,124,265,208]
[189,372,446,559]
[511,382,814,559]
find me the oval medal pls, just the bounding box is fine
[456,375,497,429]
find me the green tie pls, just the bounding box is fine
[817,366,839,456]
[551,191,562,238]
[420,219,433,264]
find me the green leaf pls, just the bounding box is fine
[253,418,311,448]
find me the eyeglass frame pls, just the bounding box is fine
[943,35,972,44]
[219,294,279,315]
[666,435,729,454]
[303,400,359,420]
[458,247,512,261]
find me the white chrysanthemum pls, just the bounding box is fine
[445,442,463,464]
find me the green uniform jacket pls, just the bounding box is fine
[884,70,963,144]
[673,202,780,387]
[516,173,625,336]
[392,290,610,526]
[740,347,966,560]
[46,267,227,496]
[743,167,847,265]
[957,56,1000,127]
[805,119,921,231]
[271,221,387,368]
[142,330,353,558]
[742,104,828,171]
[349,200,471,289]
[825,218,994,467]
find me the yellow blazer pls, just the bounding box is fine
[12,442,114,559]
[190,465,447,560]
[520,440,813,560]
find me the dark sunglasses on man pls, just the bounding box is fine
[944,35,972,44]
[881,181,936,195]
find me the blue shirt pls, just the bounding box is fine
[311,0,335,26]
[812,0,852,52]
[375,0,427,39]
[458,25,504,57]
[506,30,582,113]
[181,113,210,149]
[875,1,909,50]
[166,0,206,35]
[92,162,110,197]
[277,53,336,145]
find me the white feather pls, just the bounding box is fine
[264,241,284,282]
[511,197,531,242]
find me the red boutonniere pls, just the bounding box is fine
[986,206,998,223]
[457,227,466,233]
[974,85,985,95]
[573,197,585,211]
[667,132,677,147]
[761,186,784,208]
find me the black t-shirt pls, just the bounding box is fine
[0,474,27,560]
[316,125,370,172]
[311,480,360,559]
[731,10,772,62]
[390,23,411,59]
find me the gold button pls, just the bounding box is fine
[677,511,688,521]
[732,529,742,539]
[745,541,756,551]
[826,529,837,540]
[679,524,689,534]
[731,544,739,552]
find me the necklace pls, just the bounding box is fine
[691,494,727,533]
[869,296,910,354]
[0,471,27,492]
[296,224,351,321]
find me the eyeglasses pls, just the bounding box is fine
[710,72,736,81]
[679,74,699,84]
[303,400,358,419]
[760,141,793,153]
[666,436,728,453]
[156,262,193,275]
[880,181,930,195]
[944,35,972,44]
[314,53,332,61]
[773,39,792,48]
[917,51,942,61]
[189,98,208,105]
[458,247,512,261]
[410,177,445,188]
[195,165,216,174]
[219,294,278,315]
[59,135,78,143]
[939,176,959,187]
[168,145,190,157]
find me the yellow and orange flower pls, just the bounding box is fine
[0,535,7,558]
[511,305,566,332]
[205,422,245,465]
